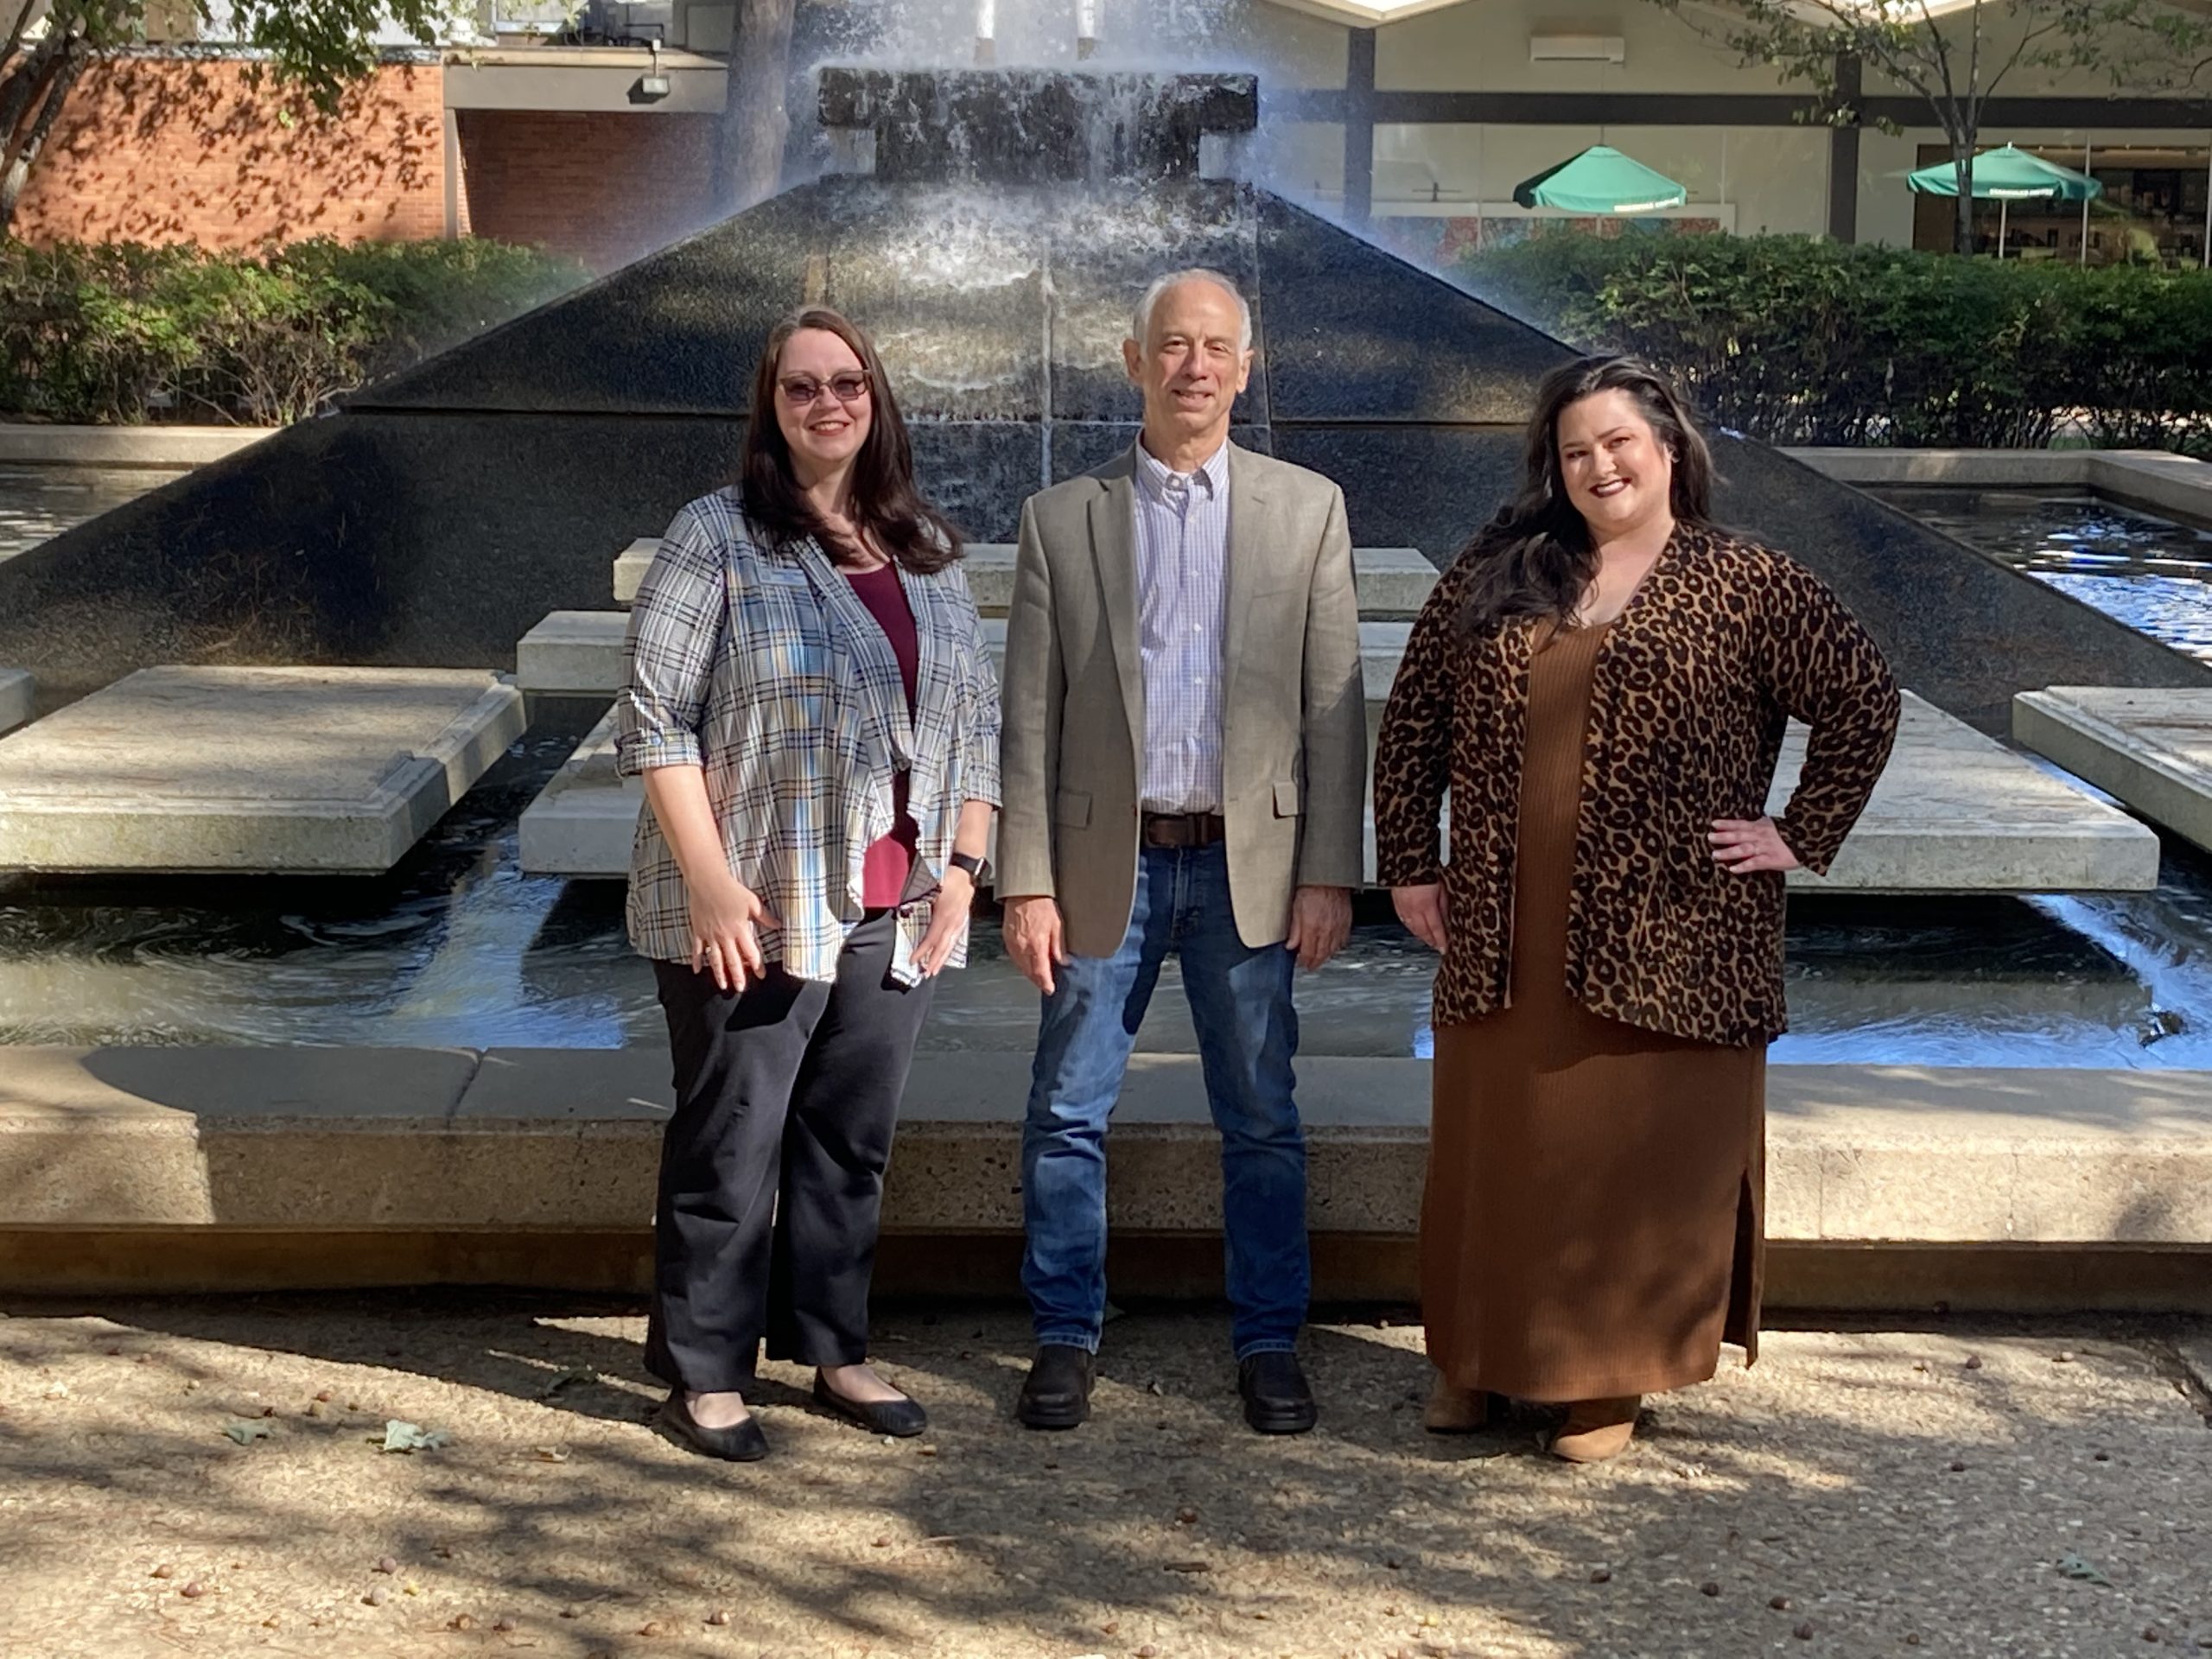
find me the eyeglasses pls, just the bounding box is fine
[778,371,872,407]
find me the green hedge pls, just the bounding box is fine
[0,238,589,426]
[1459,232,2212,454]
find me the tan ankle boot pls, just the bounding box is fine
[1550,1395,1640,1464]
[1422,1375,1489,1434]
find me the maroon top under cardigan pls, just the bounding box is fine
[844,562,921,908]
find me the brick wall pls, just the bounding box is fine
[15,57,455,248]
[457,109,721,274]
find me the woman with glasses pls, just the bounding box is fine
[618,307,1001,1461]
[1374,356,1897,1463]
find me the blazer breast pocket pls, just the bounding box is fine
[1055,788,1093,828]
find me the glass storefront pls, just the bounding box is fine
[1910,143,2212,267]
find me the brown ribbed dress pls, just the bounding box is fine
[1423,619,1764,1402]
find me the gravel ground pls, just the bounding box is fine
[3,1294,2209,1658]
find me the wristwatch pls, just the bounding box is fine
[946,850,986,881]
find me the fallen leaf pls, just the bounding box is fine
[533,1445,572,1463]
[380,1420,450,1453]
[222,1420,273,1446]
[539,1367,598,1400]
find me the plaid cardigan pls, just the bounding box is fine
[616,488,1002,984]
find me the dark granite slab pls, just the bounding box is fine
[1258,194,1573,425]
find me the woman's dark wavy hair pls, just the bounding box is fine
[737,306,962,574]
[1455,354,1714,639]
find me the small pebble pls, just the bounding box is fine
[1589,1567,1612,1584]
[2144,1630,2161,1645]
[1963,1356,1983,1370]
[1795,1623,1815,1641]
[1176,1507,1198,1525]
[305,1401,325,1418]
[1906,1637,1923,1648]
[918,1445,938,1457]
[1101,1620,1120,1634]
[1137,1648,1160,1659]
[706,1609,730,1626]
[363,1587,387,1608]
[871,1535,891,1548]
[639,1621,664,1637]
[150,1564,176,1580]
[1700,1580,1720,1598]
[1770,1595,1791,1610]
[179,1581,207,1599]
[373,1556,398,1574]
[2095,1451,2112,1462]
[1948,1459,1967,1472]
[448,1614,476,1631]
[2056,1350,2076,1363]
[493,1618,517,1633]
[261,1616,280,1630]
[560,1605,581,1619]
[314,1389,334,1402]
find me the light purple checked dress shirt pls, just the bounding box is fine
[1132,438,1232,815]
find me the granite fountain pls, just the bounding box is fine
[2,64,2209,1301]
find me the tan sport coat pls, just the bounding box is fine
[996,442,1367,957]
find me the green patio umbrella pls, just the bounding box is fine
[1905,143,2103,257]
[1513,145,1689,216]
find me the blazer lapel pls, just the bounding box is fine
[1223,442,1271,718]
[1089,461,1145,758]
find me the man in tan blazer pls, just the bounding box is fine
[997,269,1366,1434]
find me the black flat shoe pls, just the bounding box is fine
[1237,1351,1318,1435]
[1015,1344,1094,1430]
[658,1390,769,1462]
[812,1372,928,1437]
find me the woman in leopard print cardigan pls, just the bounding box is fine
[1373,356,1898,1463]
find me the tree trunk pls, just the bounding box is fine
[1949,134,1976,256]
[0,35,87,240]
[714,0,798,218]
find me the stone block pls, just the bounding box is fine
[10,1048,2212,1262]
[611,537,658,606]
[1782,692,2158,892]
[2015,686,2212,858]
[518,708,639,874]
[518,611,626,695]
[0,667,524,874]
[0,668,29,734]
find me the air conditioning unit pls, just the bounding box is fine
[1529,34,1627,63]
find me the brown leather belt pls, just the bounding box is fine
[1141,810,1226,849]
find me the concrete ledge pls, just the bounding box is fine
[0,668,29,734]
[7,1046,2212,1265]
[2016,687,2212,856]
[0,667,525,874]
[0,423,275,467]
[1789,447,2212,527]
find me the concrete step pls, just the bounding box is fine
[518,611,626,696]
[6,1045,2209,1301]
[612,540,1443,620]
[2015,687,2212,856]
[0,668,29,734]
[519,685,2156,894]
[0,667,525,874]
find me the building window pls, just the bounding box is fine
[1911,143,2211,268]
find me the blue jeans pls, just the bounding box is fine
[1020,842,1308,1359]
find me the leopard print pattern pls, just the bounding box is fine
[1373,524,1900,1047]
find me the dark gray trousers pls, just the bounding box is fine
[645,909,935,1393]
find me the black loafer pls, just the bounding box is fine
[658,1389,769,1462]
[1237,1351,1318,1435]
[813,1372,929,1437]
[1015,1344,1095,1430]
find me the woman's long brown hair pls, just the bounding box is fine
[738,307,962,575]
[1455,354,1715,639]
